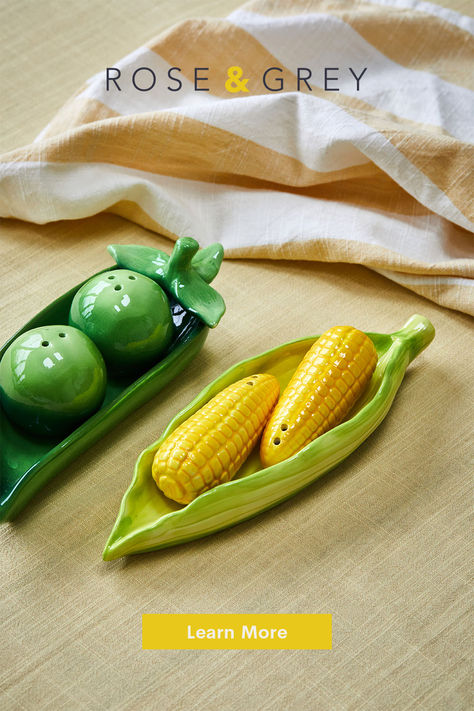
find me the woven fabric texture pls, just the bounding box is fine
[0,0,473,314]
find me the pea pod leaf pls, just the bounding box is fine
[190,243,224,283]
[107,239,225,328]
[103,315,435,560]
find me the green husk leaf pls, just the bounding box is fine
[103,315,434,560]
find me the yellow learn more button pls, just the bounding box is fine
[142,614,332,650]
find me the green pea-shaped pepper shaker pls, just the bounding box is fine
[0,325,107,437]
[69,269,174,373]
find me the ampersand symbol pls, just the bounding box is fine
[225,66,249,93]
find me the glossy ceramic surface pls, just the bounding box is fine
[69,269,174,372]
[103,315,435,560]
[0,270,209,522]
[0,325,106,437]
[108,238,225,328]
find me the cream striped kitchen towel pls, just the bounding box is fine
[0,0,473,314]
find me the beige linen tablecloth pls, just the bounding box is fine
[1,2,473,710]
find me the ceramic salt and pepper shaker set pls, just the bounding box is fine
[0,239,435,561]
[0,239,224,520]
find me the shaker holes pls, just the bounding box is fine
[41,341,49,347]
[274,437,281,445]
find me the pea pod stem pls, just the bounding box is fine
[107,240,226,328]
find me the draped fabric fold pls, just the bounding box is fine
[0,0,472,314]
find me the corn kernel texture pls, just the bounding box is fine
[153,374,280,504]
[260,327,377,467]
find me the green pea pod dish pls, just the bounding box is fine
[0,239,225,522]
[103,314,435,560]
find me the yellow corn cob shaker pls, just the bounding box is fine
[260,326,377,467]
[153,374,280,504]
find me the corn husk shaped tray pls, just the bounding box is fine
[103,314,434,560]
[0,241,225,521]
